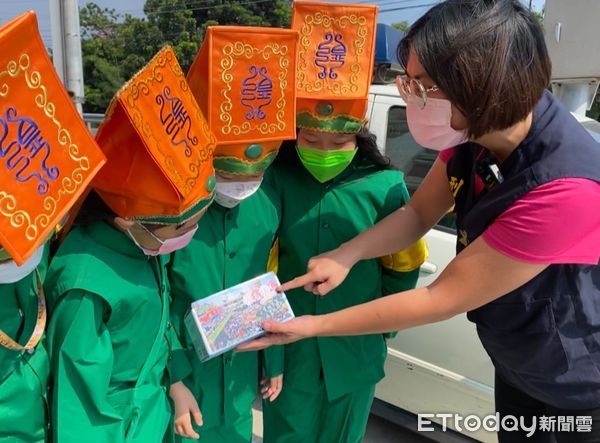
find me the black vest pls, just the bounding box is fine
[447,91,600,409]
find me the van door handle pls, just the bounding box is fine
[420,261,438,274]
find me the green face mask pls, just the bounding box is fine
[296,145,358,183]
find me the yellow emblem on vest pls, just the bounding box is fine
[459,229,469,247]
[449,176,465,197]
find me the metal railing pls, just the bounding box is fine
[83,113,105,133]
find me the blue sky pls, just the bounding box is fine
[0,0,546,48]
[0,0,146,46]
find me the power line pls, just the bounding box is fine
[121,0,275,15]
[125,0,425,14]
[107,0,435,17]
[122,0,436,17]
[379,1,440,13]
[359,0,433,4]
[79,1,276,33]
[79,0,440,35]
[82,0,281,30]
[136,0,222,12]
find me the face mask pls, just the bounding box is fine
[296,145,358,183]
[406,97,468,150]
[214,180,262,209]
[128,224,198,256]
[0,245,44,284]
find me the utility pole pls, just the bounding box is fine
[49,0,85,114]
[529,0,533,10]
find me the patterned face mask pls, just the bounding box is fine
[214,180,263,209]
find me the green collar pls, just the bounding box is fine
[135,194,214,225]
[210,201,235,215]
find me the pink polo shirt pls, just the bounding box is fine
[439,148,600,264]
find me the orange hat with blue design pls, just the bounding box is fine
[292,1,378,134]
[0,11,106,265]
[94,45,216,224]
[187,26,298,176]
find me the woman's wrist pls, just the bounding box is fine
[308,314,330,337]
[338,239,364,267]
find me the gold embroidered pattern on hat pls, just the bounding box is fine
[220,42,290,137]
[0,54,96,241]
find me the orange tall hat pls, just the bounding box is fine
[187,26,298,176]
[0,12,106,265]
[292,1,378,133]
[94,46,216,224]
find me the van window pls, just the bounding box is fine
[384,105,456,231]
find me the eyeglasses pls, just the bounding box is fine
[396,75,440,110]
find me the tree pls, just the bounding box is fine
[80,2,197,112]
[588,92,600,121]
[80,4,129,113]
[532,10,544,27]
[392,21,409,33]
[143,0,201,69]
[80,0,293,113]
[143,0,292,41]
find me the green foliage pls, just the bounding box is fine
[391,21,409,33]
[81,0,291,113]
[80,3,164,112]
[588,93,600,121]
[532,10,544,28]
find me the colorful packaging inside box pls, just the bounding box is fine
[185,272,295,361]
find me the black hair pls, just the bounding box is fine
[73,190,117,227]
[277,128,394,170]
[398,0,551,138]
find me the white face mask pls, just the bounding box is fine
[406,97,469,150]
[0,246,44,284]
[214,180,262,209]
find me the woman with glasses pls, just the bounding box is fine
[241,1,600,441]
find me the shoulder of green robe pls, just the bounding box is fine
[246,185,281,216]
[375,169,411,214]
[44,224,151,311]
[357,163,404,183]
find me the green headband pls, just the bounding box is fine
[135,190,215,225]
[213,151,278,176]
[296,111,364,134]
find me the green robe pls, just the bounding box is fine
[168,187,281,443]
[45,222,187,443]
[0,248,50,443]
[263,155,424,443]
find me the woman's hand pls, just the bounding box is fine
[281,158,454,297]
[170,381,202,440]
[261,374,284,402]
[279,245,359,296]
[237,316,320,351]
